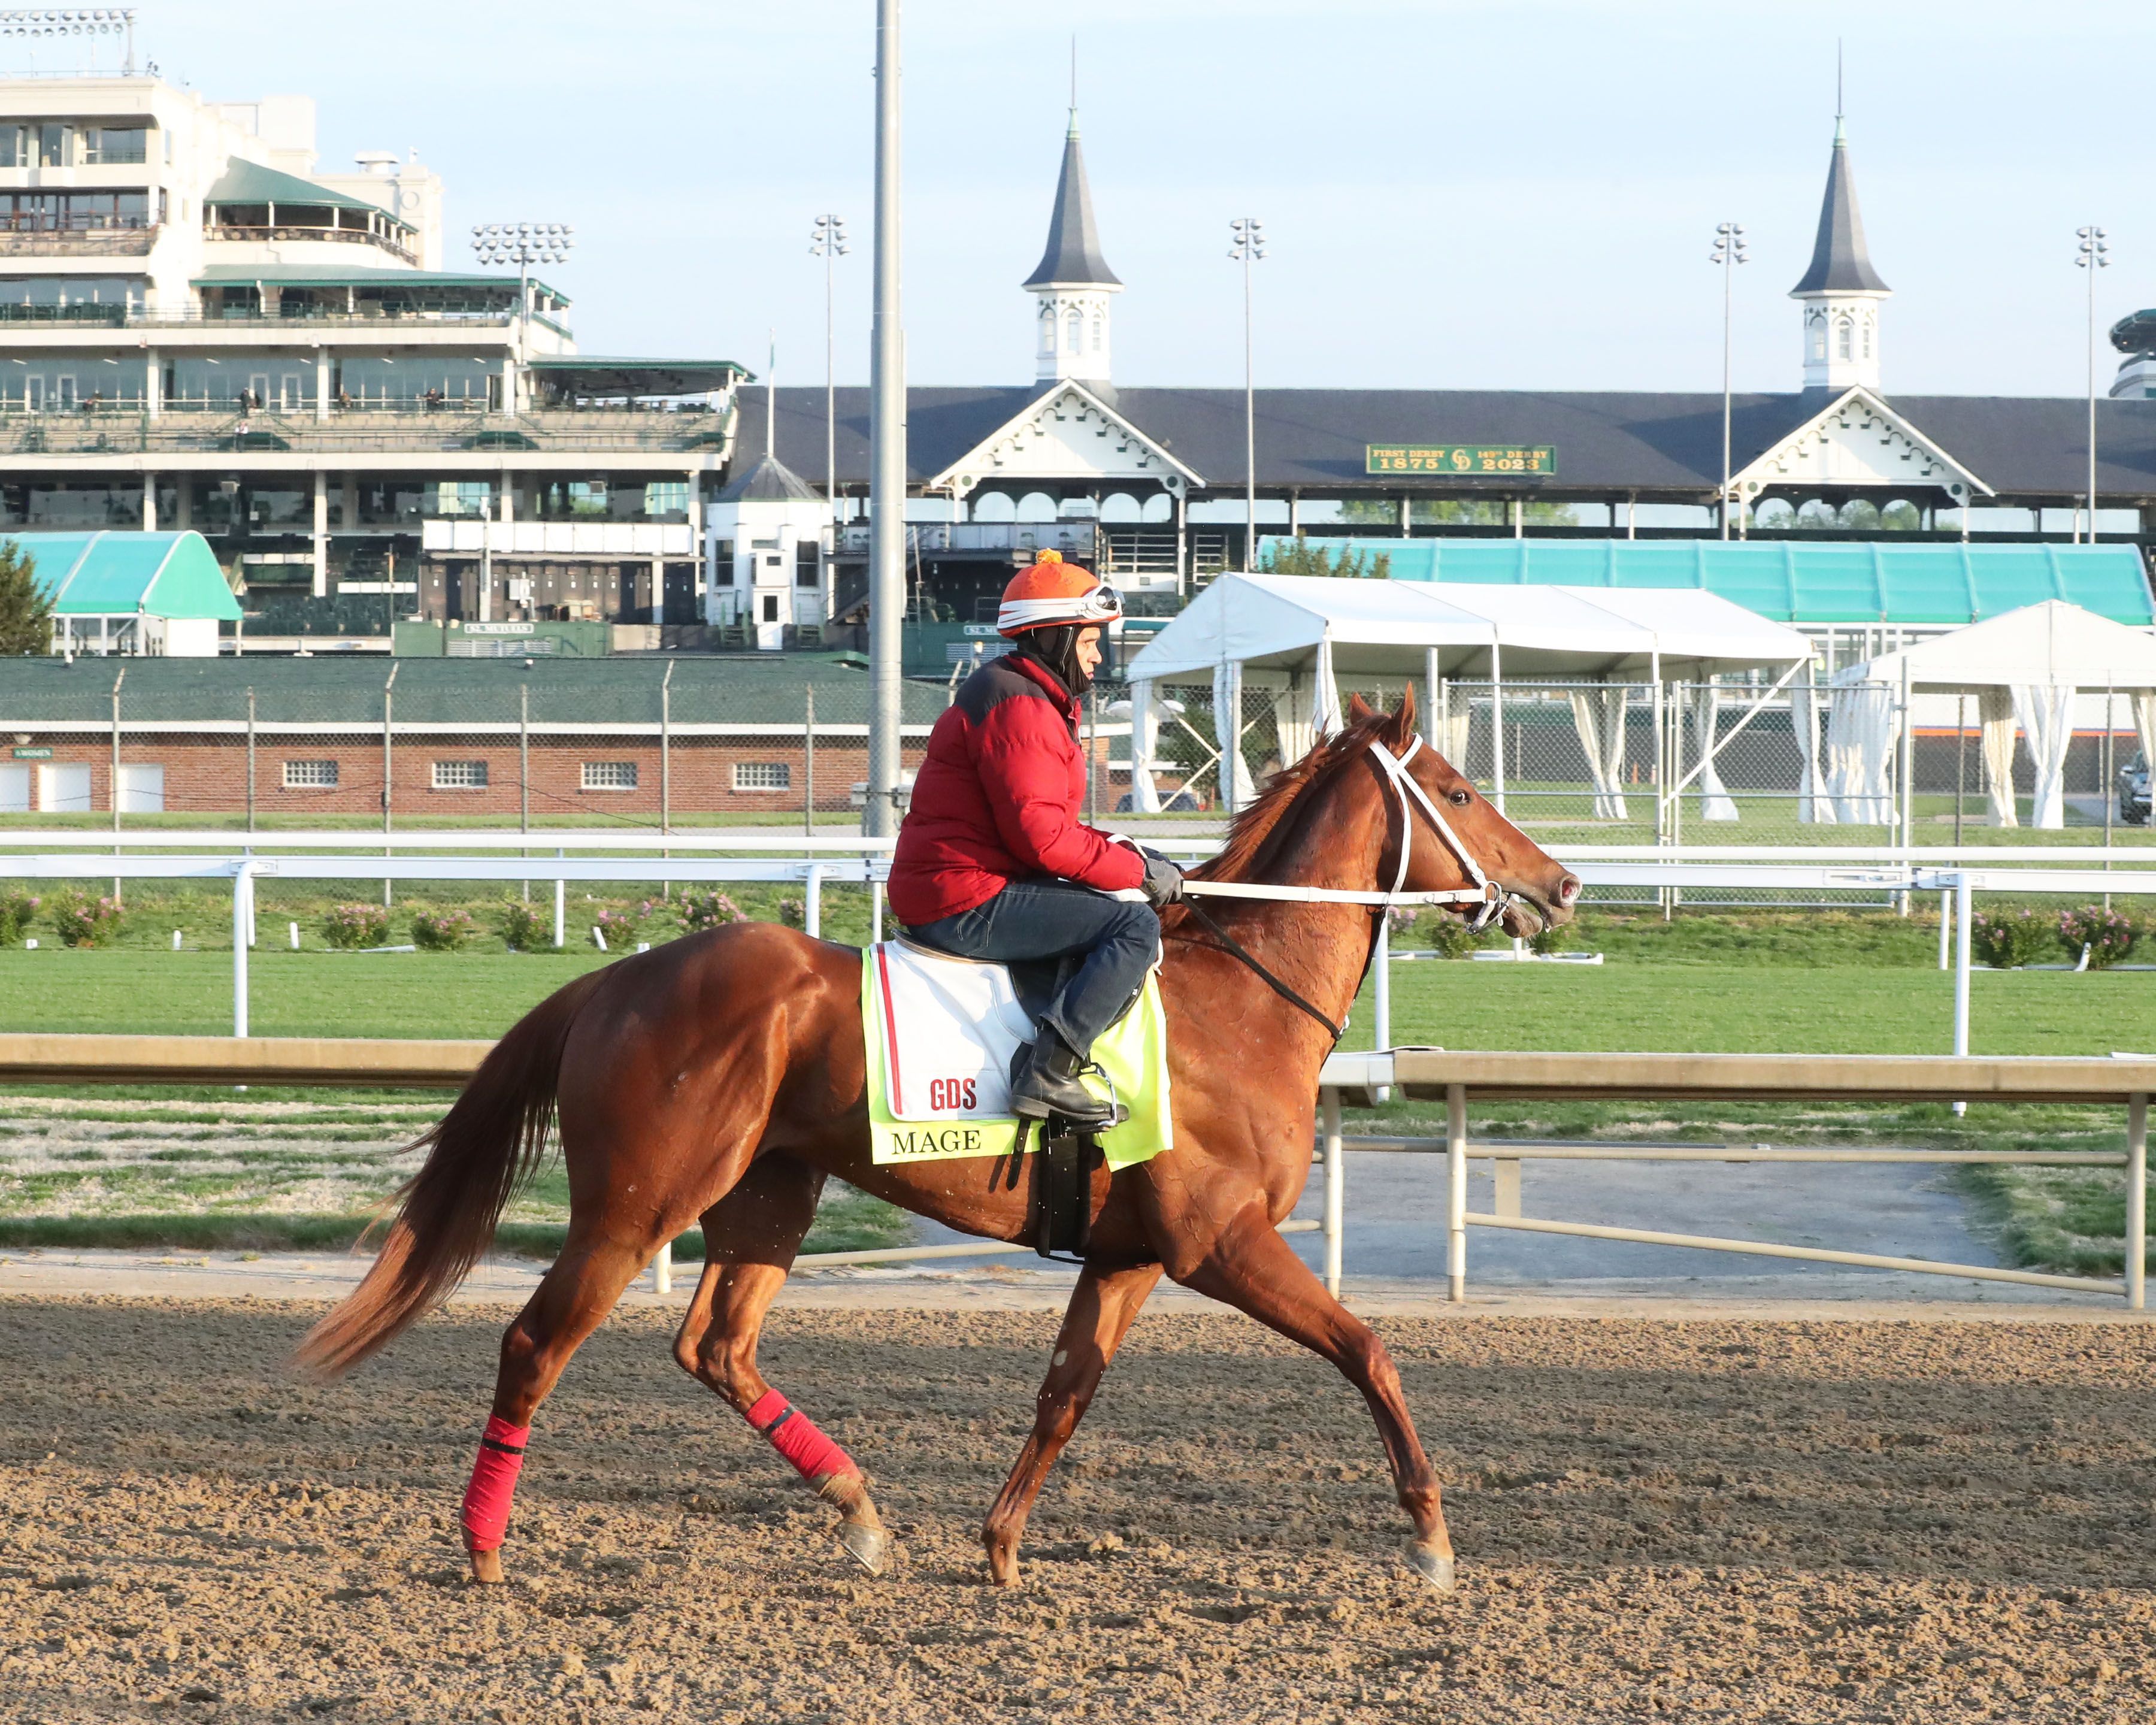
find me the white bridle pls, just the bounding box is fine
[1180,735,1516,931]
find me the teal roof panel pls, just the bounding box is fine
[1256,537,2155,627]
[11,531,241,621]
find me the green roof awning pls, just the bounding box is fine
[12,531,241,622]
[1258,537,2156,627]
[204,159,411,227]
[189,264,568,304]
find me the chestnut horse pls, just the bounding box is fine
[297,691,1578,1590]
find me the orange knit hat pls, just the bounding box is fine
[996,550,1122,637]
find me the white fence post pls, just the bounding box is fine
[871,877,883,945]
[1937,888,1952,970]
[804,864,823,939]
[1953,870,1973,1118]
[231,860,254,1038]
[649,1245,673,1296]
[1320,1086,1344,1298]
[553,850,565,949]
[1446,1082,1467,1303]
[2129,1094,2148,1313]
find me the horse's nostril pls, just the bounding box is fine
[1558,874,1582,904]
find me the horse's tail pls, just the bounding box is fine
[293,969,606,1378]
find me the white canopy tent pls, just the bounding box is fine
[1834,600,2156,830]
[1121,573,1813,816]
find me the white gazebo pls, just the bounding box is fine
[1120,573,1813,817]
[1833,600,2156,830]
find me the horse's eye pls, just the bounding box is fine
[1448,788,1472,807]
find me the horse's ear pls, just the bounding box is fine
[1345,692,1376,725]
[1389,682,1418,742]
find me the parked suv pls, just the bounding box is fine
[2122,750,2152,826]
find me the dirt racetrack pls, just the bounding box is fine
[2,1296,2154,1724]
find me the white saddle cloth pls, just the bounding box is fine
[868,939,1034,1122]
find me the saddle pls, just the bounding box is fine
[925,939,1100,1261]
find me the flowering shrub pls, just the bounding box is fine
[50,889,121,948]
[2058,904,2136,969]
[680,890,743,933]
[410,908,478,952]
[499,900,546,952]
[1385,904,1420,937]
[1426,912,1483,960]
[1970,907,2054,970]
[323,903,390,949]
[0,889,37,944]
[1530,919,1573,955]
[593,907,639,948]
[777,897,807,929]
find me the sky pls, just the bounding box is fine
[84,1,2156,400]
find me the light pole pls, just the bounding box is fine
[810,214,848,522]
[865,0,906,839]
[1229,217,1265,567]
[1709,220,1748,540]
[2076,224,2110,543]
[471,222,574,413]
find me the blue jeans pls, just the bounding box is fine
[904,879,1161,1058]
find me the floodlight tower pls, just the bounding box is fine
[1709,220,1748,539]
[2076,224,2110,542]
[471,222,574,411]
[810,213,849,519]
[1228,217,1265,563]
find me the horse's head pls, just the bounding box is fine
[1348,689,1581,938]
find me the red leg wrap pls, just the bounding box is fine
[461,1415,530,1552]
[744,1388,857,1484]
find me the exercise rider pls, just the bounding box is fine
[888,552,1183,1129]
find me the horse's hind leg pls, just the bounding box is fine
[671,1152,894,1576]
[983,1259,1162,1587]
[468,1229,655,1582]
[1172,1206,1455,1591]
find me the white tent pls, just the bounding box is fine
[1834,600,2156,830]
[1121,573,1813,815]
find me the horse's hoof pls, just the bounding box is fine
[838,1524,892,1577]
[1406,1544,1455,1593]
[468,1547,505,1585]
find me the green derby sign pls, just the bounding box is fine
[1366,444,1557,477]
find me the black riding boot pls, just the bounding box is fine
[1009,1032,1125,1128]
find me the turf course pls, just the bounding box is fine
[1,944,2148,1057]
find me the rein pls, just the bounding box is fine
[1165,731,1522,1039]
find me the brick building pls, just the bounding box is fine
[0,656,952,819]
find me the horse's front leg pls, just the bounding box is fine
[1170,1202,1454,1590]
[983,1258,1162,1586]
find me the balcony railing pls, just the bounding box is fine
[835,520,1099,558]
[207,223,419,267]
[0,225,156,256]
[0,402,734,456]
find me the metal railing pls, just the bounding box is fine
[1316,1049,2151,1308]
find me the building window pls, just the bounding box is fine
[582,761,637,791]
[1065,308,1082,350]
[795,541,819,587]
[283,759,338,788]
[732,761,793,792]
[432,760,489,789]
[79,126,148,165]
[1862,320,1873,359]
[1092,316,1103,352]
[761,592,781,623]
[1836,319,1852,362]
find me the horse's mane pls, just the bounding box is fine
[1189,706,1397,885]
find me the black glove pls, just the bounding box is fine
[1140,851,1184,908]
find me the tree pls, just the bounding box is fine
[0,540,53,655]
[1341,497,1579,528]
[1258,533,1392,580]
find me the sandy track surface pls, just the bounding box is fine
[2,1297,2152,1723]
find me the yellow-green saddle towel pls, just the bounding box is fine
[861,940,1173,1169]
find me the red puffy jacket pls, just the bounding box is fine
[887,650,1144,927]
